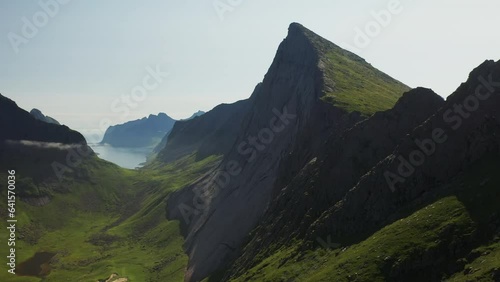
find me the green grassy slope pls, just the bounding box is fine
[321,50,411,116]
[0,154,220,282]
[230,157,500,282]
[296,24,410,116]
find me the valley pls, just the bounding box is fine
[0,153,219,281]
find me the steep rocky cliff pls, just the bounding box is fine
[164,23,409,281]
[158,100,250,163]
[309,60,500,243]
[0,93,91,192]
[147,111,206,161]
[227,87,445,276]
[222,61,500,282]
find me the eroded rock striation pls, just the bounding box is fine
[163,23,409,281]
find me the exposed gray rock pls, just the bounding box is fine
[165,23,408,281]
[227,87,445,277]
[150,110,206,158]
[308,60,500,245]
[0,93,92,184]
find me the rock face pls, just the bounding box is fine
[0,94,86,146]
[308,60,500,243]
[227,87,446,276]
[158,99,252,163]
[164,23,409,281]
[0,93,91,183]
[101,113,176,148]
[151,111,206,156]
[30,108,61,125]
[222,61,500,281]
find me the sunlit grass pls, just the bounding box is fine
[0,154,220,282]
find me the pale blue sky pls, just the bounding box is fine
[1,0,499,141]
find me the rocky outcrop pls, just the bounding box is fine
[165,23,409,281]
[0,93,92,183]
[158,98,252,163]
[308,60,500,245]
[100,113,176,148]
[227,87,445,276]
[30,108,61,125]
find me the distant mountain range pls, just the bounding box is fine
[100,111,205,148]
[150,110,206,157]
[162,23,410,281]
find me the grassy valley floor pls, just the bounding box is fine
[0,154,220,282]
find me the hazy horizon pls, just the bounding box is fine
[2,0,500,138]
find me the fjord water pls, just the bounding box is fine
[89,143,151,169]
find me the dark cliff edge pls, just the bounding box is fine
[0,93,93,203]
[310,60,500,241]
[164,23,409,282]
[0,94,86,146]
[226,87,446,277]
[158,98,252,163]
[0,94,91,176]
[151,111,205,157]
[223,61,500,282]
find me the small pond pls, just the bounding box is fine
[17,252,56,277]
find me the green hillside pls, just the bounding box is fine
[229,156,500,282]
[0,154,220,282]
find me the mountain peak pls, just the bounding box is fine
[101,113,176,147]
[281,22,324,54]
[0,94,85,146]
[276,22,409,116]
[391,87,444,112]
[30,108,43,115]
[285,22,347,58]
[287,22,325,42]
[185,110,205,120]
[30,108,61,125]
[164,24,412,282]
[287,22,309,36]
